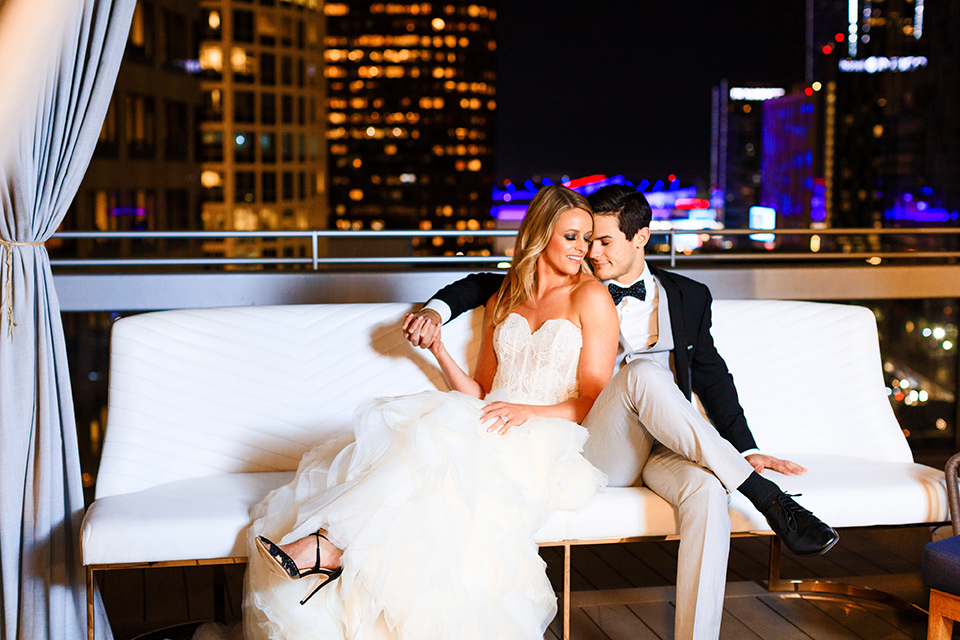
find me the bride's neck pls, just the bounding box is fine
[533,261,578,298]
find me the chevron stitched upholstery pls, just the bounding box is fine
[95,303,482,499]
[82,300,947,566]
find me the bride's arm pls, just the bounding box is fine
[480,280,618,431]
[428,297,497,399]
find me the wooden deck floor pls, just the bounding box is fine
[104,527,947,640]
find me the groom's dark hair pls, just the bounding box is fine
[587,185,652,240]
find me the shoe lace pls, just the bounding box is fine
[773,492,809,532]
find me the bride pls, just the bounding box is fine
[243,185,619,640]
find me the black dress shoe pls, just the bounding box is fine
[762,492,839,557]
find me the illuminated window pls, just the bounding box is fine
[203,89,223,121]
[234,131,255,163]
[200,45,223,73]
[200,131,223,162]
[128,3,155,60]
[125,94,156,159]
[325,3,349,15]
[261,133,276,163]
[349,189,364,201]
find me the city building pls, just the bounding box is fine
[758,89,823,235]
[197,0,328,261]
[810,0,959,230]
[710,81,787,230]
[323,1,497,258]
[66,0,204,250]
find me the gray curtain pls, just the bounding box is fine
[0,1,134,638]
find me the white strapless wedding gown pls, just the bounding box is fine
[239,313,607,640]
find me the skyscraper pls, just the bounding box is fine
[323,2,497,258]
[810,0,958,230]
[198,0,328,261]
[67,0,204,248]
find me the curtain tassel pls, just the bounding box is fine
[0,238,44,339]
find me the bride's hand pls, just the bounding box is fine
[481,402,534,435]
[402,310,441,350]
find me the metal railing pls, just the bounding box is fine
[49,227,960,269]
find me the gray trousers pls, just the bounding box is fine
[582,359,755,640]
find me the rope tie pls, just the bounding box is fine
[0,238,45,339]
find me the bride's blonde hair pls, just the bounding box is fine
[491,185,592,325]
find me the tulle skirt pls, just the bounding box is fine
[241,390,606,640]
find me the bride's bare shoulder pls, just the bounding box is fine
[571,274,609,303]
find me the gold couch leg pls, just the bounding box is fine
[87,565,96,640]
[563,543,571,640]
[766,534,925,615]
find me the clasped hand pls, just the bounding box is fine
[402,309,442,351]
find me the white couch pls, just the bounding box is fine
[81,300,949,638]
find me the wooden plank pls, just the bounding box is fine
[572,585,676,608]
[144,567,191,627]
[626,601,676,640]
[585,543,672,589]
[581,604,661,640]
[569,606,612,640]
[718,608,764,640]
[837,529,929,575]
[541,546,563,591]
[622,541,679,585]
[723,595,814,640]
[544,614,561,640]
[800,593,915,640]
[727,539,770,582]
[579,547,635,589]
[758,594,863,640]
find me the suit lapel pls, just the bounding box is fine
[650,265,693,399]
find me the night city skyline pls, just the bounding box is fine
[493,0,807,186]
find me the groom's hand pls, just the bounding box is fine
[403,309,442,349]
[744,453,806,476]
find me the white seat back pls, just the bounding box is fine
[710,300,911,463]
[97,304,482,499]
[97,299,910,500]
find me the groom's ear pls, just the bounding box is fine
[634,227,651,249]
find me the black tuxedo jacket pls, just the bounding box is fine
[429,266,758,452]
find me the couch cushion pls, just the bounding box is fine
[82,453,947,566]
[82,472,293,565]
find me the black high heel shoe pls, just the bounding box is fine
[255,532,344,605]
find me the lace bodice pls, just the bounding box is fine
[489,313,582,405]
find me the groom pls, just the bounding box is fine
[403,184,838,640]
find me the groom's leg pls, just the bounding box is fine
[583,359,753,490]
[642,445,730,640]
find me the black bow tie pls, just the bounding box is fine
[608,280,646,305]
